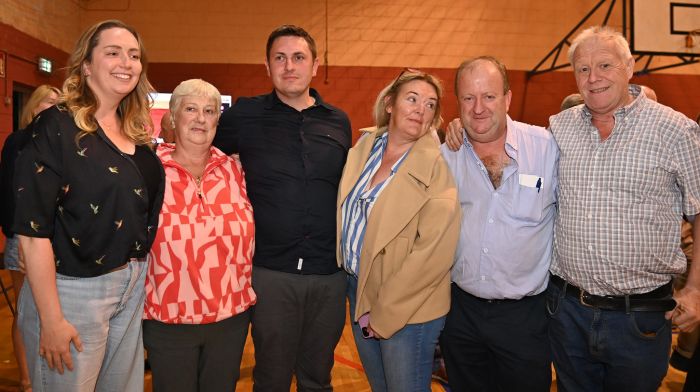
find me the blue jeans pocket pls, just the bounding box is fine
[628,311,670,340]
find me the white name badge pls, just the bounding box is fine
[519,174,543,190]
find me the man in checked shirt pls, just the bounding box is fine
[546,25,700,391]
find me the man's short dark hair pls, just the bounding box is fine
[266,25,317,60]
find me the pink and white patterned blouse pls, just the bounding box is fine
[144,144,256,324]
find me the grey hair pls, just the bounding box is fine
[169,79,222,121]
[568,25,632,64]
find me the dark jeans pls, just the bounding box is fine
[439,283,551,392]
[143,310,250,392]
[684,344,700,392]
[546,281,671,392]
[251,266,347,392]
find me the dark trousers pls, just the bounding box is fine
[143,310,250,392]
[684,345,700,392]
[251,266,347,392]
[439,284,551,392]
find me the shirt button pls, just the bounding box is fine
[587,245,593,251]
[480,275,486,281]
[493,193,499,198]
[587,214,592,219]
[590,184,595,189]
[483,248,489,254]
[488,218,494,224]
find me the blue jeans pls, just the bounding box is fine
[18,259,147,392]
[347,275,444,392]
[3,234,21,271]
[546,281,671,392]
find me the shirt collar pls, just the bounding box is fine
[264,88,334,111]
[462,115,518,155]
[504,115,518,154]
[580,84,645,122]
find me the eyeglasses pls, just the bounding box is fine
[390,67,422,90]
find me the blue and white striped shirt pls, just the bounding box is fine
[341,133,409,276]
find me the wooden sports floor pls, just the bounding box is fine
[0,269,688,391]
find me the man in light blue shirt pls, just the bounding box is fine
[439,56,558,392]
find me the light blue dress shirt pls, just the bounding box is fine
[440,116,559,299]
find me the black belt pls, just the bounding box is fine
[550,275,676,312]
[457,284,543,304]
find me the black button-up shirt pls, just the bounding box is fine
[12,106,165,277]
[214,89,351,274]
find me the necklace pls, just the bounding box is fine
[194,175,202,199]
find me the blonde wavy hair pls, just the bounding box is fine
[61,19,154,145]
[20,84,61,129]
[373,69,444,130]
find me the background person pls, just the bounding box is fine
[157,109,175,143]
[560,92,584,111]
[143,79,256,392]
[338,69,460,392]
[0,84,60,392]
[13,20,164,391]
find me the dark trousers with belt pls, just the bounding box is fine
[251,266,347,392]
[439,283,552,392]
[547,276,672,392]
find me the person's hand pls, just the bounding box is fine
[444,118,464,151]
[39,317,83,374]
[367,322,385,339]
[666,286,700,332]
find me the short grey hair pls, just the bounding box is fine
[169,79,222,119]
[568,25,632,64]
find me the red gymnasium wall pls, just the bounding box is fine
[2,21,699,145]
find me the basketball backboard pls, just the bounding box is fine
[630,0,700,56]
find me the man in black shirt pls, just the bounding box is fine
[214,25,351,391]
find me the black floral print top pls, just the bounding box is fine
[12,106,165,277]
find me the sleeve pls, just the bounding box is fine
[11,111,64,238]
[370,159,462,338]
[550,135,560,204]
[674,121,700,217]
[213,100,241,155]
[0,133,18,230]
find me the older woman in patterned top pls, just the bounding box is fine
[143,79,256,392]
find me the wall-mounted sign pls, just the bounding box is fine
[38,57,52,74]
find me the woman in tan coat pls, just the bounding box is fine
[337,69,460,392]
